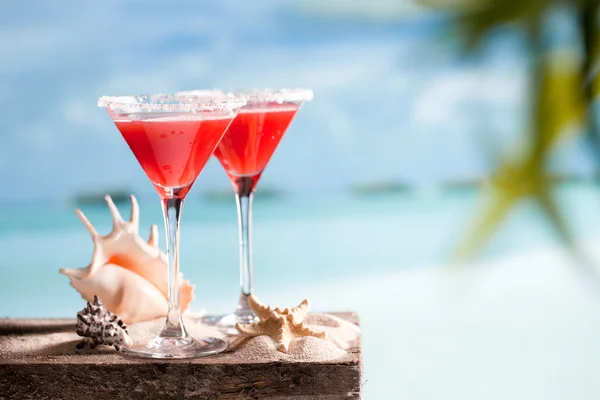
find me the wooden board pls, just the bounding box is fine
[0,313,362,400]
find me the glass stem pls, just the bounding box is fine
[235,191,254,312]
[160,196,187,338]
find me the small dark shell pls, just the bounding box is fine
[75,295,132,350]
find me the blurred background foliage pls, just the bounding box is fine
[419,0,600,261]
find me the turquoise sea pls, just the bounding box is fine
[0,184,594,317]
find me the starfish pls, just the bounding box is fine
[235,294,327,353]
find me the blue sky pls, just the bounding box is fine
[0,0,594,201]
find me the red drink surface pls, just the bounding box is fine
[213,104,299,187]
[114,113,232,197]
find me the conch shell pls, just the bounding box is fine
[60,195,194,324]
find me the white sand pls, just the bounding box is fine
[2,313,356,365]
[126,313,356,363]
[234,335,346,363]
[251,238,600,400]
[230,313,358,363]
[306,313,361,351]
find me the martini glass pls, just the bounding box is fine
[98,93,245,358]
[180,89,313,334]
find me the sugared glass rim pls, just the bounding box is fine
[97,93,246,113]
[177,88,314,104]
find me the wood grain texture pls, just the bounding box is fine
[0,313,361,400]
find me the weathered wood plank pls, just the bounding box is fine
[0,313,361,400]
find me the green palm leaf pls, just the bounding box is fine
[454,56,586,260]
[416,0,591,259]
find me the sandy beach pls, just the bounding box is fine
[255,238,600,399]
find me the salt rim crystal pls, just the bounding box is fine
[178,88,314,105]
[97,93,246,113]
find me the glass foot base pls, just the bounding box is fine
[122,335,227,359]
[200,313,259,335]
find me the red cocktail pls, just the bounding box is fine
[98,93,245,358]
[181,89,313,333]
[213,104,299,189]
[115,115,232,198]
